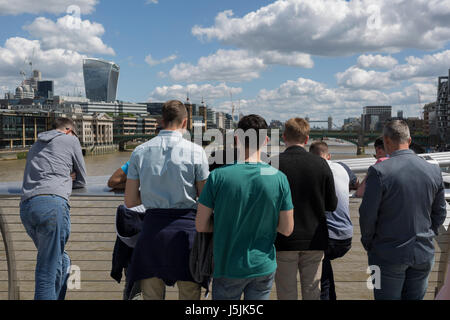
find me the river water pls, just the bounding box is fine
[0,141,375,182]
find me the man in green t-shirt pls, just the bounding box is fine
[196,114,294,300]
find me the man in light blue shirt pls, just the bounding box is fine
[125,100,209,300]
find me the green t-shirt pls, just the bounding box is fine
[198,162,294,279]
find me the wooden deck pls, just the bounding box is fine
[0,197,449,300]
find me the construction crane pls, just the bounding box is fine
[19,48,35,85]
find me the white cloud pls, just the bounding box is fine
[149,83,242,103]
[357,54,398,69]
[192,0,450,57]
[0,0,98,15]
[336,67,395,89]
[389,50,450,81]
[23,15,115,55]
[169,49,266,82]
[145,54,177,66]
[146,0,158,4]
[168,49,313,83]
[0,37,86,96]
[223,76,436,123]
[257,50,314,68]
[337,50,450,89]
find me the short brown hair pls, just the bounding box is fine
[283,118,310,143]
[53,117,75,131]
[162,100,188,126]
[309,141,329,157]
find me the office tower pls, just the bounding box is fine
[437,70,450,144]
[83,58,120,102]
[361,105,392,132]
[37,81,54,99]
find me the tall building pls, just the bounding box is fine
[436,70,450,145]
[225,113,233,129]
[424,102,437,136]
[198,105,208,131]
[37,81,54,99]
[207,108,216,129]
[83,58,120,102]
[216,112,225,129]
[361,105,392,132]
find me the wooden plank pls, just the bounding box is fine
[17,281,126,292]
[7,223,116,233]
[9,260,115,272]
[3,215,116,224]
[2,270,121,282]
[0,207,118,216]
[12,241,115,251]
[10,232,116,242]
[2,270,442,283]
[0,250,114,261]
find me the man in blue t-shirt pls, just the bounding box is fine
[196,114,294,300]
[108,161,130,190]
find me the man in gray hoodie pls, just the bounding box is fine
[20,117,87,300]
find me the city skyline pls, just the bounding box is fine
[0,0,450,125]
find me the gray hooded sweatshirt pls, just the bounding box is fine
[21,130,87,202]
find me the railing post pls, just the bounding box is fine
[0,205,19,300]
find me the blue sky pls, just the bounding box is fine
[1,0,450,126]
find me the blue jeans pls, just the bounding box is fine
[20,195,71,300]
[368,252,434,300]
[212,272,275,300]
[321,237,352,300]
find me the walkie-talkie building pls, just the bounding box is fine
[83,58,120,102]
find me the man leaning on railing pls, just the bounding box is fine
[19,117,87,300]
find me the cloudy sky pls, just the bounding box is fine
[1,0,450,126]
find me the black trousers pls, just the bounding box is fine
[320,238,352,300]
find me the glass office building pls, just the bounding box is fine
[37,81,54,99]
[83,58,120,102]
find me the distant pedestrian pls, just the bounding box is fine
[355,137,388,198]
[360,120,447,300]
[309,141,353,300]
[196,114,294,300]
[124,100,210,300]
[273,118,337,300]
[20,117,87,300]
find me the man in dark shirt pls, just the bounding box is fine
[273,118,338,300]
[360,120,447,300]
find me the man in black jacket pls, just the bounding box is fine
[273,118,338,300]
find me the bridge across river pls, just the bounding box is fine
[114,130,431,155]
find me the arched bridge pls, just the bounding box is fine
[114,134,156,150]
[307,130,430,154]
[114,131,431,153]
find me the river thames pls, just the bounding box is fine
[0,141,375,182]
